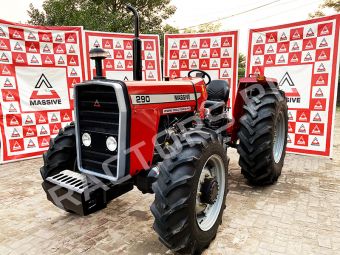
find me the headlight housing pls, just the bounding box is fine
[82,132,91,147]
[106,136,117,152]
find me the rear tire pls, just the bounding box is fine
[40,122,77,180]
[237,88,288,185]
[151,131,229,254]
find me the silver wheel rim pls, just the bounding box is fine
[196,154,225,231]
[273,112,285,164]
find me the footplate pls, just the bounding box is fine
[47,170,89,193]
[42,170,133,216]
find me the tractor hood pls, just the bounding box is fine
[125,77,207,176]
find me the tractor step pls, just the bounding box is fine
[46,170,89,193]
[42,170,133,216]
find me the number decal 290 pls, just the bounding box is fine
[135,95,150,104]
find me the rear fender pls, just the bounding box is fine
[229,76,279,144]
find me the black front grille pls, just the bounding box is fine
[77,85,119,177]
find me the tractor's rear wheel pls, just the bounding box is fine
[237,88,288,185]
[151,131,229,254]
[40,122,77,180]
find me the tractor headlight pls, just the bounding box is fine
[106,136,117,152]
[82,133,91,147]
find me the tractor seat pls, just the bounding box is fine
[207,80,230,102]
[205,80,230,115]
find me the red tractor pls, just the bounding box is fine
[41,5,288,254]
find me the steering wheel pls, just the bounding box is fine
[188,69,211,85]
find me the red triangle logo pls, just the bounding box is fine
[41,138,49,147]
[10,116,19,126]
[68,45,76,54]
[297,136,306,145]
[312,125,321,135]
[4,78,13,88]
[287,135,292,143]
[279,72,300,97]
[313,113,321,122]
[148,72,154,79]
[311,137,320,146]
[40,126,48,135]
[28,32,36,40]
[25,115,33,124]
[288,112,293,120]
[26,127,35,137]
[1,52,9,62]
[94,100,101,108]
[11,128,20,138]
[0,27,6,37]
[2,66,11,75]
[27,139,36,148]
[298,124,306,133]
[30,74,60,100]
[63,113,70,121]
[0,40,8,50]
[55,34,63,42]
[315,88,323,97]
[12,141,22,151]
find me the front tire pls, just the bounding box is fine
[151,131,229,254]
[40,122,77,180]
[237,87,288,185]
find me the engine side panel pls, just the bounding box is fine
[126,79,207,176]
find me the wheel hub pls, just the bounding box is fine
[200,177,219,204]
[195,154,226,231]
[273,112,286,164]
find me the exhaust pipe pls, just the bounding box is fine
[126,4,143,81]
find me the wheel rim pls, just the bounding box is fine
[196,154,225,231]
[273,112,285,164]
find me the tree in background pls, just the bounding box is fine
[182,23,222,34]
[238,53,246,79]
[28,0,176,35]
[309,0,340,18]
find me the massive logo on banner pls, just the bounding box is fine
[16,67,69,111]
[0,20,85,162]
[247,15,340,157]
[84,31,161,81]
[164,31,239,107]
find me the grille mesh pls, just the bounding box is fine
[77,85,119,177]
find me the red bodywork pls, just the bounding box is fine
[125,76,278,177]
[126,78,206,176]
[230,76,278,144]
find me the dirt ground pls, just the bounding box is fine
[0,111,340,255]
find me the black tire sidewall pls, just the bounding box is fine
[237,89,289,185]
[41,123,77,179]
[270,98,288,178]
[187,141,228,249]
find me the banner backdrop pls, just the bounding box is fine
[85,31,161,81]
[0,20,85,163]
[164,31,239,107]
[247,15,340,157]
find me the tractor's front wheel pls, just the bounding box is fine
[237,87,288,185]
[151,131,229,254]
[40,122,77,180]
